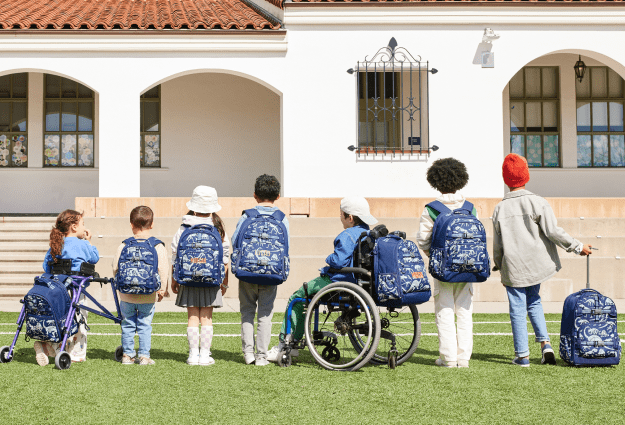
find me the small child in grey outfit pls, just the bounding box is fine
[231,175,289,366]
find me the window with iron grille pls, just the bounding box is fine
[509,67,560,167]
[140,86,161,167]
[0,73,28,167]
[576,67,625,167]
[43,75,94,167]
[351,38,435,155]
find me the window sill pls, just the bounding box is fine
[140,167,169,172]
[0,167,98,171]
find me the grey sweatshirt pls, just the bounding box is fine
[492,189,582,287]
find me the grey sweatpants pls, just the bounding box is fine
[239,281,278,360]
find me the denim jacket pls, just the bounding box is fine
[320,223,370,283]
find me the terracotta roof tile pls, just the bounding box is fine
[0,0,281,30]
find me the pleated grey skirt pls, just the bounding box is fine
[175,285,223,308]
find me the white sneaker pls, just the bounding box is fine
[457,360,469,368]
[199,350,215,366]
[267,344,299,362]
[34,341,49,367]
[255,358,270,366]
[435,358,457,368]
[187,349,200,366]
[244,353,255,365]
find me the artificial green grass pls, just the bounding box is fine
[0,312,623,424]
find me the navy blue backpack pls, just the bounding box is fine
[426,201,490,283]
[560,290,621,366]
[115,237,163,295]
[371,233,431,307]
[231,209,290,285]
[24,274,78,343]
[174,224,225,287]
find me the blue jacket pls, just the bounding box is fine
[42,237,100,273]
[320,223,369,283]
[231,205,290,246]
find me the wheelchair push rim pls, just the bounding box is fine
[304,282,381,372]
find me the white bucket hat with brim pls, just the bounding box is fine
[186,186,222,214]
[340,196,378,226]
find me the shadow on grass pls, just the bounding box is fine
[3,348,38,365]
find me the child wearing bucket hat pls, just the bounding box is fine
[170,186,230,366]
[492,154,593,367]
[267,196,377,363]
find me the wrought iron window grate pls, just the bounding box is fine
[348,38,437,156]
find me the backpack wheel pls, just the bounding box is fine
[277,350,291,367]
[55,351,72,370]
[0,346,12,363]
[115,345,123,362]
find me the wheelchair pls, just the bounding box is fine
[277,225,429,372]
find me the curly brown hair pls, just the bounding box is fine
[426,158,469,193]
[50,209,83,262]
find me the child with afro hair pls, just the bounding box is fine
[417,157,476,368]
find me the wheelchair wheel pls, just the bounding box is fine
[350,304,421,366]
[0,346,12,363]
[304,282,380,372]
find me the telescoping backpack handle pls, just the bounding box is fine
[585,247,599,289]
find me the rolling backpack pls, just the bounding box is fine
[173,224,225,287]
[115,237,163,295]
[24,274,79,343]
[559,254,621,366]
[426,200,490,283]
[231,209,290,285]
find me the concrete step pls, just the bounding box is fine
[0,285,30,297]
[0,223,54,231]
[0,276,37,286]
[0,217,56,223]
[0,253,43,262]
[0,242,49,252]
[0,263,42,274]
[0,232,50,241]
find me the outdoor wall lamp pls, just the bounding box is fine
[574,55,587,83]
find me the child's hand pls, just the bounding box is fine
[156,290,165,302]
[171,280,179,294]
[83,229,92,241]
[220,284,227,296]
[580,244,593,256]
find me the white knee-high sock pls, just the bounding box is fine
[187,327,199,354]
[200,326,213,353]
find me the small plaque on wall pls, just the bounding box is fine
[408,136,421,146]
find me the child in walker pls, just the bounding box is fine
[171,186,230,366]
[34,209,99,366]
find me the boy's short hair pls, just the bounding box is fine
[426,158,469,193]
[342,210,365,227]
[254,174,281,201]
[130,206,154,230]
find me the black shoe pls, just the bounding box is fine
[541,344,556,365]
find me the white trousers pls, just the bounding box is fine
[433,280,473,363]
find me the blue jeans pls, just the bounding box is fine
[506,284,550,358]
[121,301,156,358]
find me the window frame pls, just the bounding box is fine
[42,74,95,168]
[576,66,625,168]
[140,85,161,168]
[509,66,562,168]
[0,73,28,168]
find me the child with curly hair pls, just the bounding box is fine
[417,158,476,368]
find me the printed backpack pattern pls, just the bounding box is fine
[231,209,289,285]
[115,237,163,295]
[24,274,78,343]
[559,289,621,366]
[372,234,431,307]
[174,224,225,288]
[427,201,490,283]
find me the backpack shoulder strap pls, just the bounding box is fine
[146,237,164,247]
[461,201,475,214]
[426,201,451,220]
[271,209,286,221]
[244,209,259,218]
[122,237,136,245]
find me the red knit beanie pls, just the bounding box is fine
[502,153,530,187]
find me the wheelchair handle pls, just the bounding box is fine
[90,277,110,284]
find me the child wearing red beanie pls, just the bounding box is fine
[492,154,592,367]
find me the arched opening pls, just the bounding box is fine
[139,70,282,197]
[502,52,625,197]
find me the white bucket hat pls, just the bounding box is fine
[340,196,378,226]
[186,186,222,214]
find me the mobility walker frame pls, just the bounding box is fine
[277,227,425,372]
[0,261,124,370]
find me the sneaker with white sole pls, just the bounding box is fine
[267,344,299,362]
[255,358,270,366]
[512,357,530,367]
[457,360,469,368]
[199,350,215,366]
[122,354,135,365]
[435,358,457,368]
[244,353,255,365]
[139,356,155,365]
[33,341,49,367]
[541,344,556,365]
[187,350,200,366]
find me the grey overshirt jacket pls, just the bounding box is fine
[492,189,582,288]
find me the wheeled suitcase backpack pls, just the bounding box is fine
[559,251,621,366]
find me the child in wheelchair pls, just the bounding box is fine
[267,197,377,363]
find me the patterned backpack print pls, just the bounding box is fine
[559,289,621,366]
[231,209,289,285]
[174,224,225,287]
[372,233,431,307]
[427,200,490,283]
[24,274,78,343]
[115,237,163,295]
